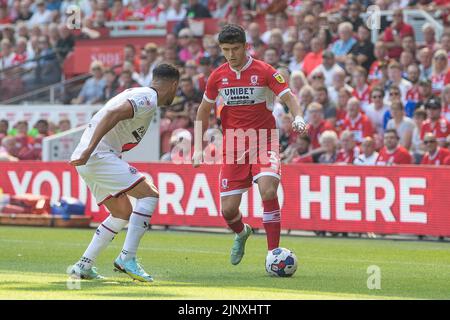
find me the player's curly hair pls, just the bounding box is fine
[152,63,180,81]
[218,24,246,44]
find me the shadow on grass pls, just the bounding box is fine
[0,267,439,300]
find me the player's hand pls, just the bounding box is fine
[69,149,92,166]
[292,116,307,134]
[192,150,203,168]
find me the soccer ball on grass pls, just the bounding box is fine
[265,247,298,277]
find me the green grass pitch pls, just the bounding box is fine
[0,226,449,300]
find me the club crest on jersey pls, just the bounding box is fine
[273,72,285,84]
[221,179,228,189]
[222,78,229,85]
[250,75,258,85]
[129,166,137,174]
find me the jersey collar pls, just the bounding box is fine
[229,55,253,75]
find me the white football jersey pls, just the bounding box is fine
[71,87,158,160]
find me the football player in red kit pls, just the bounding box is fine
[193,25,306,266]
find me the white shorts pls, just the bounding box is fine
[76,153,145,206]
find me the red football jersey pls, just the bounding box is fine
[430,71,450,95]
[336,146,360,164]
[341,113,374,144]
[444,155,450,165]
[352,84,371,107]
[204,56,290,131]
[421,147,450,165]
[406,85,421,102]
[376,146,412,165]
[307,120,334,149]
[420,117,450,142]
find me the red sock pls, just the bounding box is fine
[224,212,244,234]
[263,197,281,250]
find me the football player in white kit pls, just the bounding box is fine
[68,64,180,282]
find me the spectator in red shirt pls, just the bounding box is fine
[31,119,50,160]
[352,66,371,111]
[376,129,412,165]
[405,64,421,104]
[382,8,414,59]
[421,132,450,165]
[224,0,243,21]
[306,102,335,150]
[341,97,374,144]
[430,49,450,96]
[368,41,389,85]
[336,130,360,164]
[14,120,33,146]
[111,0,132,21]
[421,97,450,146]
[302,37,323,76]
[0,4,11,24]
[335,87,352,130]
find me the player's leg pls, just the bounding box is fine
[220,162,254,265]
[221,193,253,265]
[120,179,158,261]
[113,178,158,282]
[256,175,281,251]
[70,194,131,279]
[221,193,246,234]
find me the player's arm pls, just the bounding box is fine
[267,65,306,134]
[279,91,307,134]
[192,98,215,167]
[69,101,133,166]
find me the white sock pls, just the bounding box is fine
[76,215,128,270]
[120,197,158,261]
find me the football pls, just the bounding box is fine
[265,247,298,277]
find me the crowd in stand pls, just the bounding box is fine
[1,0,450,164]
[0,117,72,160]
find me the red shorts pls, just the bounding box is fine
[219,150,281,197]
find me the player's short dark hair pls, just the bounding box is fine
[218,24,246,45]
[152,63,180,81]
[384,129,399,139]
